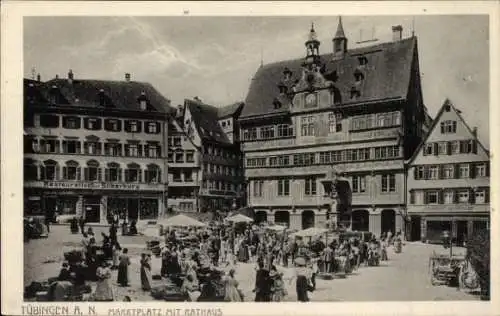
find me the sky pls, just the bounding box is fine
[24,15,490,146]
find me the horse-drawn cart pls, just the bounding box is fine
[428,251,464,286]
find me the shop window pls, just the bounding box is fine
[139,199,159,220]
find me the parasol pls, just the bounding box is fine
[225,214,254,223]
[157,214,207,228]
[291,227,329,238]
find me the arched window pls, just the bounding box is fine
[105,162,122,182]
[125,163,142,183]
[84,160,101,181]
[42,159,59,180]
[63,160,81,181]
[145,164,161,183]
[24,158,38,181]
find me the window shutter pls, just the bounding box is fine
[97,168,102,181]
[137,121,142,133]
[138,169,143,182]
[144,145,149,158]
[486,164,490,177]
[469,164,476,178]
[125,169,130,182]
[54,166,60,180]
[439,190,444,204]
[117,120,122,131]
[124,144,129,157]
[485,189,490,203]
[469,189,474,204]
[433,143,438,156]
[84,118,89,129]
[76,142,81,154]
[76,167,81,180]
[413,167,418,180]
[438,166,443,179]
[124,121,130,132]
[453,190,458,203]
[157,146,162,157]
[138,144,143,157]
[63,167,67,180]
[38,166,44,180]
[118,168,122,182]
[447,142,452,155]
[472,140,478,154]
[158,170,162,183]
[156,122,161,134]
[105,169,110,181]
[454,164,459,179]
[84,168,89,181]
[62,141,67,153]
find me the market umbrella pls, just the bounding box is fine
[225,214,254,223]
[267,224,287,232]
[291,227,329,238]
[157,214,207,228]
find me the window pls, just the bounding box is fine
[458,190,469,203]
[335,113,343,131]
[62,140,81,154]
[305,177,317,196]
[352,175,366,193]
[444,190,454,204]
[85,161,101,181]
[260,126,275,139]
[39,114,59,128]
[277,124,294,137]
[146,144,160,158]
[105,119,121,132]
[475,190,486,204]
[173,137,182,147]
[253,180,264,197]
[410,191,415,204]
[358,56,368,66]
[277,179,290,196]
[125,164,141,182]
[105,163,122,182]
[425,191,439,204]
[40,139,59,153]
[145,122,160,134]
[440,120,457,134]
[475,164,487,177]
[429,166,439,180]
[186,151,195,163]
[332,151,342,162]
[415,166,424,180]
[424,143,433,156]
[175,151,184,163]
[451,141,460,154]
[125,120,141,133]
[459,140,475,154]
[381,174,396,192]
[168,153,174,163]
[293,153,315,166]
[459,164,470,178]
[104,143,120,156]
[443,165,454,179]
[24,160,38,180]
[184,170,193,182]
[85,118,102,130]
[145,165,161,183]
[84,142,101,155]
[278,155,290,166]
[125,144,140,157]
[301,116,315,136]
[172,170,181,182]
[328,113,337,133]
[269,157,278,167]
[62,116,81,129]
[246,158,266,167]
[438,142,448,155]
[63,162,81,180]
[243,128,258,140]
[387,146,400,158]
[42,160,58,180]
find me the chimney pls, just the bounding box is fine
[55,74,59,79]
[472,127,478,138]
[176,104,184,118]
[36,73,41,82]
[68,69,74,84]
[125,73,131,82]
[392,25,403,41]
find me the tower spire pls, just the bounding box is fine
[334,16,346,39]
[304,22,321,70]
[332,16,348,60]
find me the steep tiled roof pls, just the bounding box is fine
[40,78,174,113]
[217,102,244,119]
[241,37,417,119]
[185,99,230,144]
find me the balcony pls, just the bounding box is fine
[24,180,166,191]
[169,179,199,187]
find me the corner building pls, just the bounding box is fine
[23,72,173,224]
[407,100,490,243]
[240,20,429,235]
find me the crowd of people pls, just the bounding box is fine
[38,215,404,303]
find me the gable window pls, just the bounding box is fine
[40,114,59,128]
[451,141,460,154]
[352,175,366,193]
[186,150,195,163]
[423,143,433,156]
[277,179,290,196]
[425,191,439,204]
[459,140,475,154]
[440,120,457,134]
[305,177,317,196]
[438,142,448,155]
[381,174,396,192]
[62,116,81,129]
[301,115,315,136]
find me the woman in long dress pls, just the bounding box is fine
[94,261,114,301]
[117,248,130,287]
[238,237,249,263]
[112,243,121,270]
[223,269,243,302]
[140,253,152,291]
[270,266,287,302]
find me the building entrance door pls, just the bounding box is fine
[301,210,315,230]
[128,198,139,221]
[83,196,101,223]
[410,215,422,241]
[44,197,57,221]
[456,221,467,246]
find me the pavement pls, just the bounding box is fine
[24,225,479,301]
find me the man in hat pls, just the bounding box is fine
[254,261,271,302]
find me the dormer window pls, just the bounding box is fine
[278,82,288,94]
[97,89,113,108]
[358,56,368,66]
[283,67,292,81]
[138,92,149,111]
[273,98,282,109]
[49,86,59,104]
[350,87,361,99]
[354,69,365,82]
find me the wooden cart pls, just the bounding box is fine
[428,251,465,286]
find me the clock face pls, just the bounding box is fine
[305,93,317,107]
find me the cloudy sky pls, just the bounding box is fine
[24,15,489,146]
